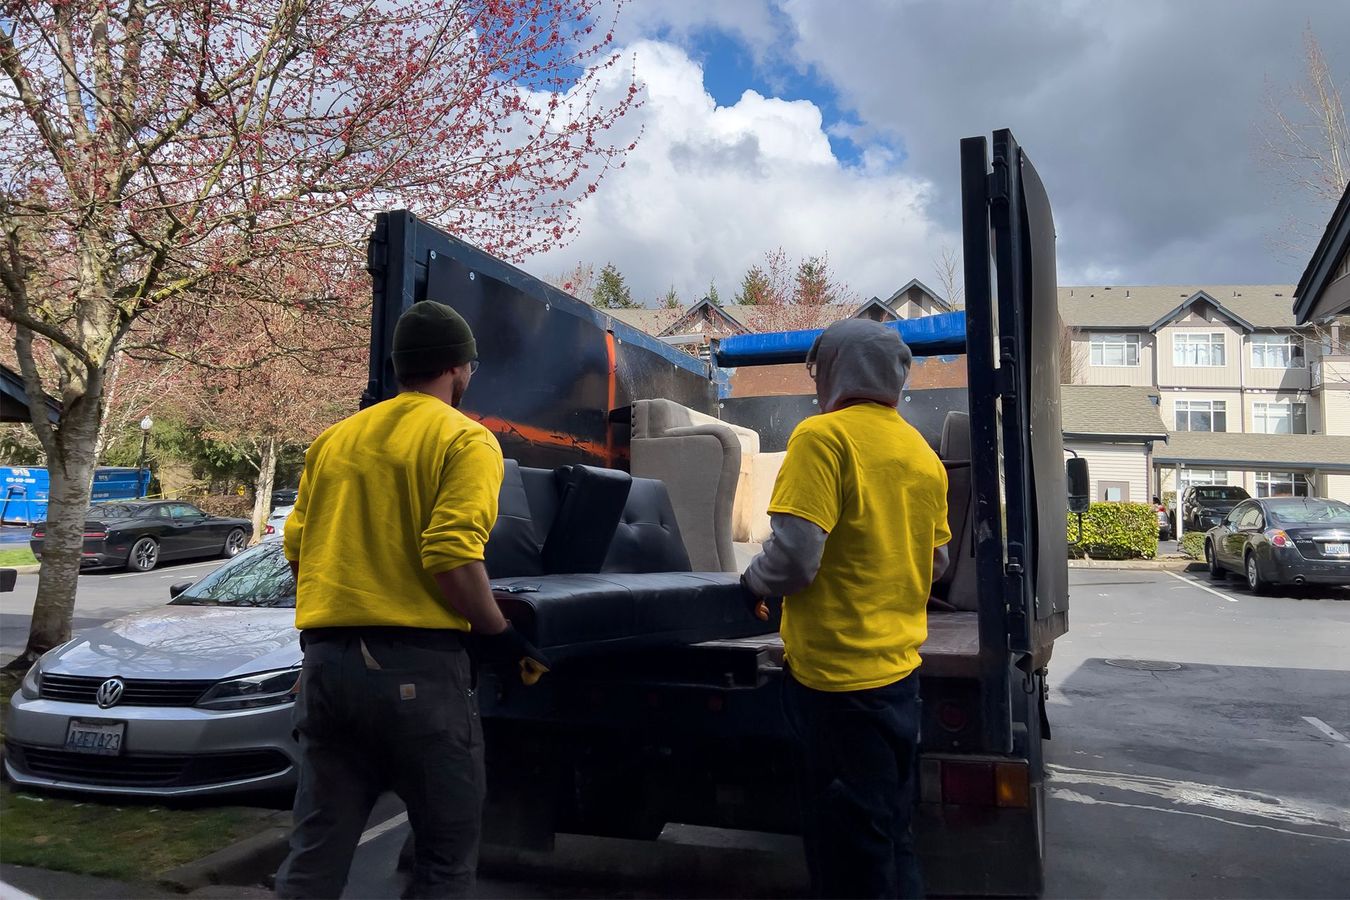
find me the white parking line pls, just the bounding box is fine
[108,561,223,580]
[1304,716,1350,752]
[359,811,409,845]
[1165,570,1239,602]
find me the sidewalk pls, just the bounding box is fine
[0,864,274,899]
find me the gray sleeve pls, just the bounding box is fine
[743,513,828,598]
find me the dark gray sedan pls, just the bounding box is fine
[1204,497,1350,593]
[30,500,252,572]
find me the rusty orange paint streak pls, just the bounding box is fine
[466,414,610,459]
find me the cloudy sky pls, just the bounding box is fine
[523,0,1350,307]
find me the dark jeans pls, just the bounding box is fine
[274,629,483,900]
[783,670,923,899]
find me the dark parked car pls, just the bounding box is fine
[1180,485,1251,532]
[271,488,298,509]
[31,501,252,572]
[1203,497,1350,593]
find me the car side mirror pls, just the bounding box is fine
[1066,458,1091,514]
[169,581,194,599]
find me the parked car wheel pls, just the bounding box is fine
[222,528,248,559]
[1205,541,1225,580]
[1245,552,1269,595]
[127,537,159,572]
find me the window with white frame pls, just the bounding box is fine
[1173,332,1227,367]
[1089,332,1140,367]
[1252,401,1308,434]
[1174,399,1227,432]
[1250,334,1305,369]
[1253,472,1310,498]
[1178,469,1228,490]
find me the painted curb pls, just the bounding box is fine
[158,825,289,894]
[4,565,40,575]
[1069,558,1198,571]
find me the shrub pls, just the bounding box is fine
[1179,531,1205,560]
[1067,502,1159,560]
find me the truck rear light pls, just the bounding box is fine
[1265,529,1290,548]
[940,761,994,806]
[936,701,969,732]
[923,758,1031,808]
[994,762,1031,808]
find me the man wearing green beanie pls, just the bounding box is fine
[276,301,547,899]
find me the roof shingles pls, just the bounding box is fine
[1059,285,1300,329]
[1060,385,1166,438]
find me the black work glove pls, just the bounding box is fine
[468,622,552,685]
[739,574,772,622]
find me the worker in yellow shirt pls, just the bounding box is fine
[275,301,546,900]
[743,319,950,899]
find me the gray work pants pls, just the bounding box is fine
[274,629,484,899]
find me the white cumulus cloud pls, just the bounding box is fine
[523,40,952,306]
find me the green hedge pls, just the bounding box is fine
[1067,502,1159,560]
[1180,531,1205,560]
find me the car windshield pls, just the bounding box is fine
[170,543,295,608]
[1193,487,1247,501]
[88,504,142,519]
[1266,499,1350,526]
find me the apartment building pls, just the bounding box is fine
[1061,286,1350,502]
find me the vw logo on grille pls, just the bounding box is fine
[95,678,125,709]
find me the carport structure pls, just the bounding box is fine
[1155,431,1350,538]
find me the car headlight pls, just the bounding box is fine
[18,659,42,699]
[196,667,301,710]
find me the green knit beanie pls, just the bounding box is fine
[391,301,477,381]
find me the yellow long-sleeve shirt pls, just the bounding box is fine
[284,391,504,631]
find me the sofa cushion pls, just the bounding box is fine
[491,572,777,661]
[540,465,632,575]
[602,477,692,574]
[484,460,545,578]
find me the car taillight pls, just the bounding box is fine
[32,530,43,539]
[1266,529,1291,548]
[83,531,107,539]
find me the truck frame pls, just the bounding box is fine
[364,129,1074,896]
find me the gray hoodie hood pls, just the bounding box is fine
[809,319,912,413]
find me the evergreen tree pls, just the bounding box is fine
[592,263,638,309]
[660,286,682,309]
[736,265,773,306]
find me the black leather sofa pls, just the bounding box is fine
[484,461,778,661]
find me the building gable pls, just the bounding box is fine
[1149,291,1255,333]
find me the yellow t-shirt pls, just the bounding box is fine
[284,392,504,631]
[769,403,951,692]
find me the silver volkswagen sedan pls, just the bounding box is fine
[5,543,302,797]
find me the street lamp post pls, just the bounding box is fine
[137,416,153,498]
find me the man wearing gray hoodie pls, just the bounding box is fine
[743,319,950,899]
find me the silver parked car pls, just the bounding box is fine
[263,504,294,542]
[5,543,301,797]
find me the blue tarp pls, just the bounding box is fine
[0,467,152,525]
[713,311,967,368]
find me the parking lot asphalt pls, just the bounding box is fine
[3,565,1347,898]
[0,558,227,662]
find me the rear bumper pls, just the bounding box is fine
[30,539,128,569]
[1266,552,1350,585]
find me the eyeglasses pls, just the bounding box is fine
[806,360,818,380]
[468,359,480,375]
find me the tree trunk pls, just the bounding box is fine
[9,399,102,671]
[251,436,278,545]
